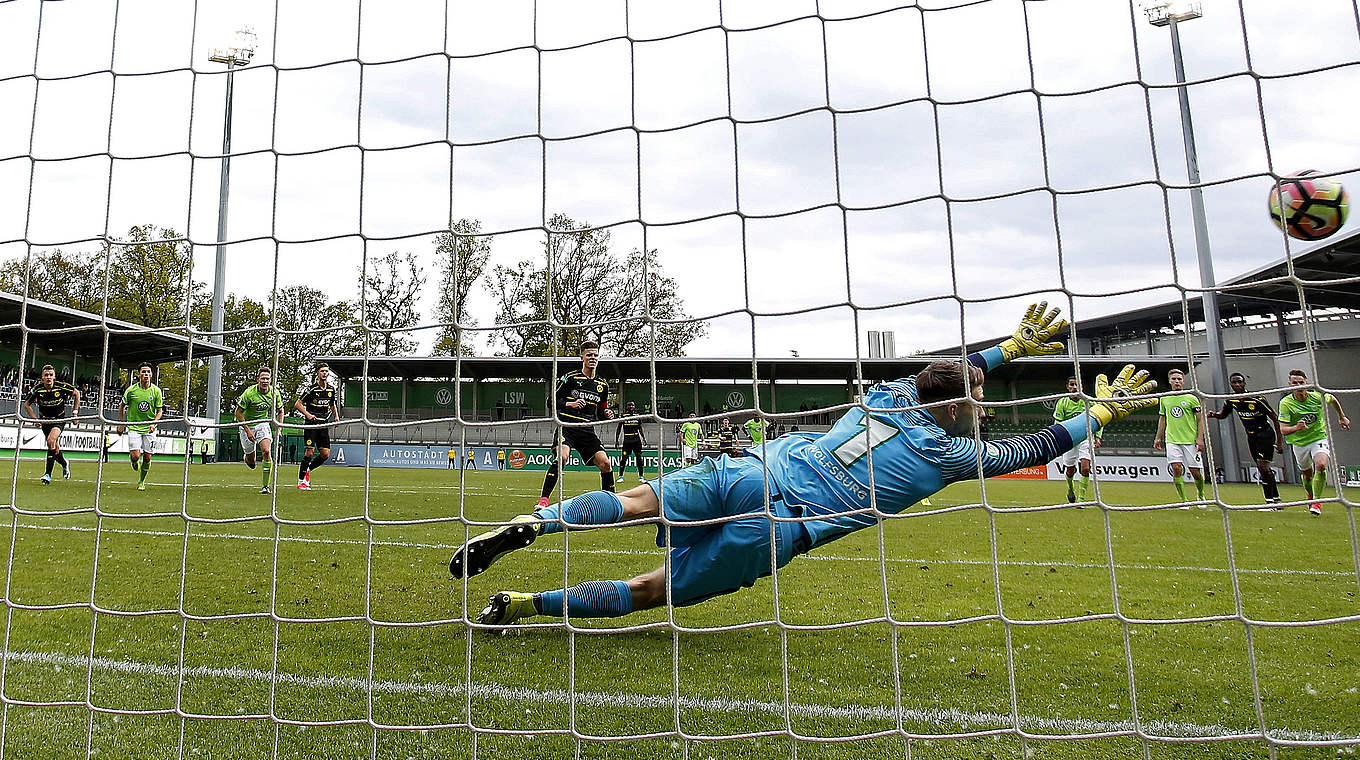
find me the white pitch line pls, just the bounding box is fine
[2,650,1353,743]
[50,476,543,497]
[6,522,1357,579]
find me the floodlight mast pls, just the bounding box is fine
[1144,1,1202,27]
[205,27,255,440]
[1144,2,1241,481]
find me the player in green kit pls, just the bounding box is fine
[1277,368,1351,516]
[120,362,164,491]
[679,413,701,465]
[235,366,284,494]
[1153,368,1206,505]
[743,416,768,449]
[1052,376,1101,504]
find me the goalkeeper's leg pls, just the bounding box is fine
[479,507,810,624]
[451,486,656,579]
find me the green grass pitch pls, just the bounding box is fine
[0,459,1355,759]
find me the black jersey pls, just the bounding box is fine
[555,371,609,423]
[299,383,337,421]
[617,418,644,443]
[1224,396,1273,436]
[25,382,77,419]
[717,425,737,452]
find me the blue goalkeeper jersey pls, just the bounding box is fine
[747,375,1078,550]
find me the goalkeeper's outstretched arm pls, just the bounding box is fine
[939,364,1156,483]
[966,301,1068,374]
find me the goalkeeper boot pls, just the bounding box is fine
[449,515,540,579]
[476,591,537,626]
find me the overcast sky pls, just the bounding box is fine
[0,0,1357,361]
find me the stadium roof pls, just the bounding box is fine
[0,291,232,365]
[934,226,1360,355]
[318,354,1190,384]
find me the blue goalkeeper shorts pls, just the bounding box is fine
[646,455,810,607]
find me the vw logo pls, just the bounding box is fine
[435,388,452,406]
[726,391,745,408]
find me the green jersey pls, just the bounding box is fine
[236,384,283,423]
[1278,391,1334,447]
[122,383,164,434]
[680,421,701,447]
[1052,396,1101,439]
[743,418,767,445]
[1158,394,1202,445]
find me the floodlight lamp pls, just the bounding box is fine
[208,26,257,67]
[1144,1,1202,26]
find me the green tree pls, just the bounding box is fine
[0,247,107,313]
[107,224,201,328]
[361,250,425,356]
[272,285,365,397]
[432,218,492,356]
[486,213,706,356]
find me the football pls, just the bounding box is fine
[1268,170,1349,241]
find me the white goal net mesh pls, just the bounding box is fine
[0,0,1358,757]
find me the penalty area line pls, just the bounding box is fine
[2,649,1354,743]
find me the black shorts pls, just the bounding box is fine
[305,427,331,450]
[555,426,605,462]
[40,422,62,439]
[621,440,643,457]
[1245,431,1276,462]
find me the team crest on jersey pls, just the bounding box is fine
[1170,406,1185,418]
[138,401,151,412]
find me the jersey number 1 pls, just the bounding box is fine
[831,413,899,466]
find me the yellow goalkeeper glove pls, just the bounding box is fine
[998,301,1068,361]
[1089,364,1157,427]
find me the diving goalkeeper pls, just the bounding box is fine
[450,304,1157,625]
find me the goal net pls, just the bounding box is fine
[0,0,1357,757]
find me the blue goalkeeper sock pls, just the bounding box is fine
[536,580,634,618]
[534,490,624,535]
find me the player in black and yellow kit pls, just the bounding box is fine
[23,364,80,484]
[538,341,614,507]
[716,417,738,457]
[615,400,648,482]
[293,362,339,491]
[1208,372,1284,504]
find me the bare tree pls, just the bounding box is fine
[432,218,491,355]
[486,213,706,356]
[361,250,426,356]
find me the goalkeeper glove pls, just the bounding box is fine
[1089,364,1157,427]
[998,301,1068,361]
